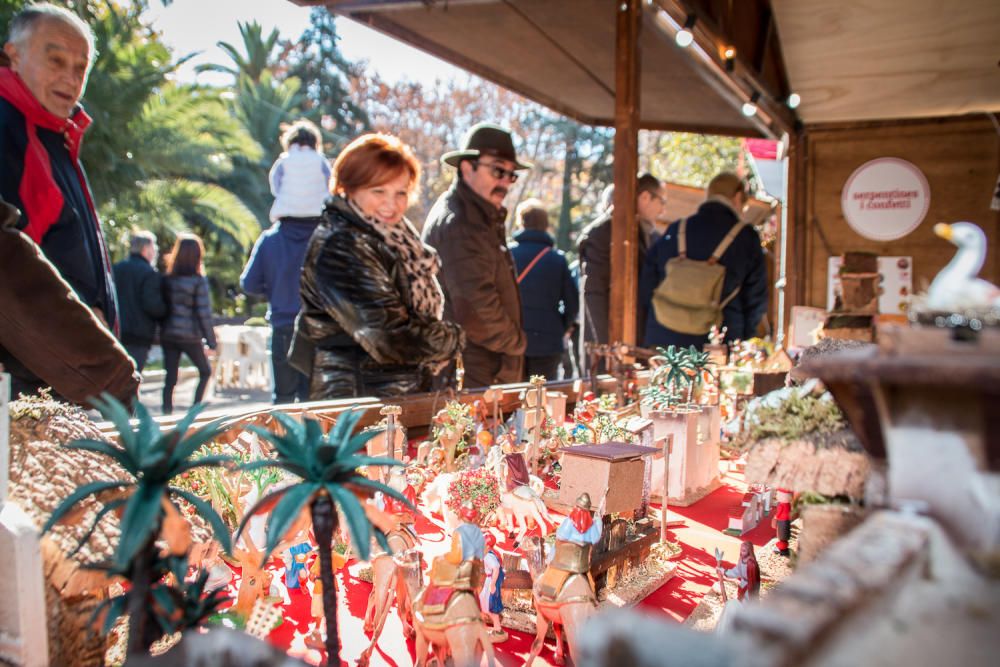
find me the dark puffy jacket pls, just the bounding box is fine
[639,199,768,348]
[510,229,578,357]
[240,216,320,328]
[422,179,525,386]
[161,274,217,348]
[113,254,167,346]
[289,197,464,399]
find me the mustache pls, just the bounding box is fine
[491,186,508,197]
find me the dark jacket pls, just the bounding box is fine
[422,179,525,386]
[240,216,321,328]
[640,199,768,348]
[113,254,168,346]
[577,211,650,344]
[290,197,464,399]
[0,98,117,329]
[161,275,217,348]
[510,229,578,357]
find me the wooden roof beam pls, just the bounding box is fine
[651,0,798,137]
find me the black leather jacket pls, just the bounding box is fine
[289,197,464,399]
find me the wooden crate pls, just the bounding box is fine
[558,442,658,515]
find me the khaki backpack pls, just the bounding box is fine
[651,218,748,335]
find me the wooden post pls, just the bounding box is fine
[380,405,401,461]
[1,372,8,501]
[660,433,673,542]
[609,0,641,346]
[529,375,545,474]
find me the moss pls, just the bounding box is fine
[746,392,845,442]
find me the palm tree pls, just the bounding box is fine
[195,20,282,84]
[238,410,411,665]
[42,397,234,655]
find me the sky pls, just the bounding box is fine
[142,0,463,86]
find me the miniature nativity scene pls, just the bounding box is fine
[2,222,998,667]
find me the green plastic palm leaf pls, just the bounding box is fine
[259,484,317,563]
[115,482,168,569]
[63,438,139,475]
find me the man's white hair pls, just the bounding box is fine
[7,3,95,64]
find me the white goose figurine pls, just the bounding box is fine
[926,222,1000,311]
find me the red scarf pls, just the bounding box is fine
[0,67,92,243]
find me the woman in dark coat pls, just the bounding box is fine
[290,133,464,399]
[160,233,216,414]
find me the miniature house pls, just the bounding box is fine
[649,406,721,506]
[558,442,659,516]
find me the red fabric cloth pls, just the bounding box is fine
[384,484,418,516]
[504,452,530,491]
[0,67,91,244]
[569,507,593,534]
[741,555,761,601]
[774,501,791,521]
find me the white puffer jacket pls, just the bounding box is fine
[268,145,331,221]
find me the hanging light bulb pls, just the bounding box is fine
[675,14,696,48]
[787,93,801,109]
[742,91,760,117]
[723,45,736,71]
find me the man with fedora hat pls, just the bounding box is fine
[423,122,531,388]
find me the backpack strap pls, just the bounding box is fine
[708,221,749,265]
[677,218,689,258]
[517,246,552,284]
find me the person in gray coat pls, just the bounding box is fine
[160,233,217,414]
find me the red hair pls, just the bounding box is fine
[331,133,420,202]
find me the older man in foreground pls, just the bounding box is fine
[0,4,136,403]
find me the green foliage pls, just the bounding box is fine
[148,554,231,636]
[746,392,846,442]
[647,132,744,189]
[195,20,280,84]
[42,396,234,568]
[238,410,409,563]
[283,8,370,151]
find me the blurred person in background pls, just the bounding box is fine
[160,233,216,414]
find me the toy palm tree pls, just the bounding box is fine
[685,345,715,403]
[42,396,234,655]
[238,409,410,665]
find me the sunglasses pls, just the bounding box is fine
[474,160,519,183]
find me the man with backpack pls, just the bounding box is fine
[640,171,768,349]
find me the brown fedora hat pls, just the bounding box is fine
[442,122,532,170]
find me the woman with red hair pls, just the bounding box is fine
[290,133,464,398]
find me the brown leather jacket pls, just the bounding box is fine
[422,179,525,386]
[0,199,138,406]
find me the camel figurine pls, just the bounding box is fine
[358,469,423,667]
[405,503,497,667]
[524,493,606,666]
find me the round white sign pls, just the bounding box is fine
[841,158,930,241]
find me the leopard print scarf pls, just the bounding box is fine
[348,199,445,320]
